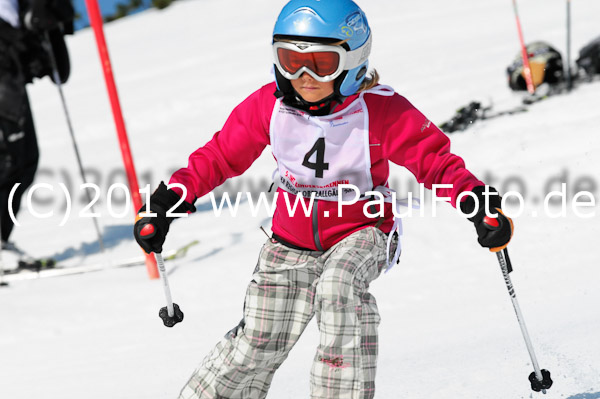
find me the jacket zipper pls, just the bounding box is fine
[312,199,324,251]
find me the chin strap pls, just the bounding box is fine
[274,89,344,116]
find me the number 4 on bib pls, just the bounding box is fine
[302,138,329,178]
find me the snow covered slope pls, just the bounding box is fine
[1,0,599,398]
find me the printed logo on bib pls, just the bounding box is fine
[279,170,353,199]
[270,99,373,201]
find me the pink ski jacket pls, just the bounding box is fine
[170,82,483,251]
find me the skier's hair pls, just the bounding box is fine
[358,69,380,92]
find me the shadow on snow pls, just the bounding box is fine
[567,393,600,399]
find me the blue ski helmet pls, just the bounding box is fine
[273,0,372,98]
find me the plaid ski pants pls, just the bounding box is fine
[178,227,392,399]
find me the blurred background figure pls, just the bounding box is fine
[0,0,73,268]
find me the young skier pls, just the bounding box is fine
[134,1,514,398]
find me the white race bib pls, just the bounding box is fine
[271,92,385,201]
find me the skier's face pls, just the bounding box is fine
[291,73,335,103]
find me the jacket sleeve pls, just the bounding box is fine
[169,84,275,203]
[379,93,483,207]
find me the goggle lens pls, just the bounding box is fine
[277,48,340,78]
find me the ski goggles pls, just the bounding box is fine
[273,35,372,82]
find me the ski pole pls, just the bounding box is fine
[42,31,106,254]
[138,222,184,327]
[511,0,536,94]
[155,252,184,327]
[566,0,573,91]
[493,246,553,393]
[0,235,7,287]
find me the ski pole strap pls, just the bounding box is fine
[502,248,513,273]
[496,248,514,274]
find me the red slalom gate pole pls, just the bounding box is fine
[84,0,159,279]
[511,0,536,94]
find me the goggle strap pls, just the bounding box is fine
[344,34,372,70]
